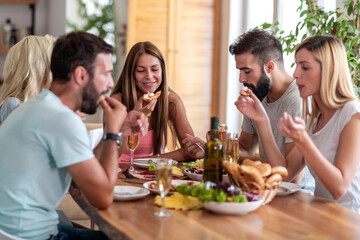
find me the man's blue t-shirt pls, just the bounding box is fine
[0,89,94,239]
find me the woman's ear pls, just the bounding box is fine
[73,66,89,86]
[265,61,275,74]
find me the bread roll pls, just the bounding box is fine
[254,163,271,177]
[271,166,288,178]
[265,173,282,185]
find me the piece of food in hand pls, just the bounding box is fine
[240,87,251,97]
[270,166,288,178]
[143,91,162,102]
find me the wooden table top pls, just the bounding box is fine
[69,173,360,240]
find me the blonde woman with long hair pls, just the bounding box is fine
[0,35,55,123]
[109,41,195,163]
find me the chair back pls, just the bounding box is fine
[0,229,26,240]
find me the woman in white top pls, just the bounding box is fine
[273,35,360,213]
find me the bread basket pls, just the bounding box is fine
[223,160,286,205]
[227,176,280,204]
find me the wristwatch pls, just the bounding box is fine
[103,133,122,148]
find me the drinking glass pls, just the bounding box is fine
[225,133,239,163]
[154,158,173,217]
[127,134,139,172]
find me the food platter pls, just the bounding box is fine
[202,197,263,215]
[113,186,150,201]
[276,182,301,196]
[133,158,178,169]
[143,180,199,195]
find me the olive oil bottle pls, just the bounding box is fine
[203,117,224,183]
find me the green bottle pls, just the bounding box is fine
[203,117,224,183]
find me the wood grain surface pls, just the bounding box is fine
[70,174,360,240]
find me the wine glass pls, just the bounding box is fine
[127,134,139,172]
[154,158,173,217]
[225,133,239,163]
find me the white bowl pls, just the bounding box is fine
[184,169,230,183]
[202,197,263,215]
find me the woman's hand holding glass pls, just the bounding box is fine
[154,158,173,217]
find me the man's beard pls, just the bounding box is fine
[81,78,101,114]
[244,68,270,101]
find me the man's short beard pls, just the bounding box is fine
[244,68,270,101]
[81,77,99,114]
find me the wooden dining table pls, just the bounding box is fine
[69,169,360,240]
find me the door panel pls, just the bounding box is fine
[127,0,220,142]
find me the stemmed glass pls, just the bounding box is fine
[154,158,173,217]
[225,133,239,163]
[127,134,139,172]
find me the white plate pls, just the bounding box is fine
[202,198,263,215]
[143,180,199,195]
[113,186,150,201]
[276,182,301,196]
[184,169,230,183]
[133,158,178,169]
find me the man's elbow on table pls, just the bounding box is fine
[88,192,113,209]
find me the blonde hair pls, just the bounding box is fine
[295,36,358,128]
[0,35,55,109]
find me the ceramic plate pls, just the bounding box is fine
[184,169,230,183]
[202,197,263,215]
[133,158,178,169]
[113,186,150,201]
[143,179,199,195]
[276,182,301,196]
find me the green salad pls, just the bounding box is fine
[176,182,248,204]
[183,159,203,169]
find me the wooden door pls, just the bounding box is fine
[127,0,220,142]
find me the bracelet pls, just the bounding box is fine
[102,133,122,148]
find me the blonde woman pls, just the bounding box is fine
[0,35,55,124]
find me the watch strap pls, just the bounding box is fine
[103,133,122,148]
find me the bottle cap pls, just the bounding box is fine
[210,117,219,130]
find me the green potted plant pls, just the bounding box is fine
[258,0,360,96]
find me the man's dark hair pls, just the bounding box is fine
[229,29,284,68]
[51,31,113,83]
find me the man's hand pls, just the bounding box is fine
[134,95,157,117]
[278,112,307,144]
[99,96,127,133]
[182,133,205,159]
[234,90,267,123]
[120,110,148,136]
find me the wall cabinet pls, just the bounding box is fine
[0,0,38,53]
[127,0,221,139]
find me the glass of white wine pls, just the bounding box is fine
[127,134,139,172]
[154,158,173,217]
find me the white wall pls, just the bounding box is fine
[0,0,66,80]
